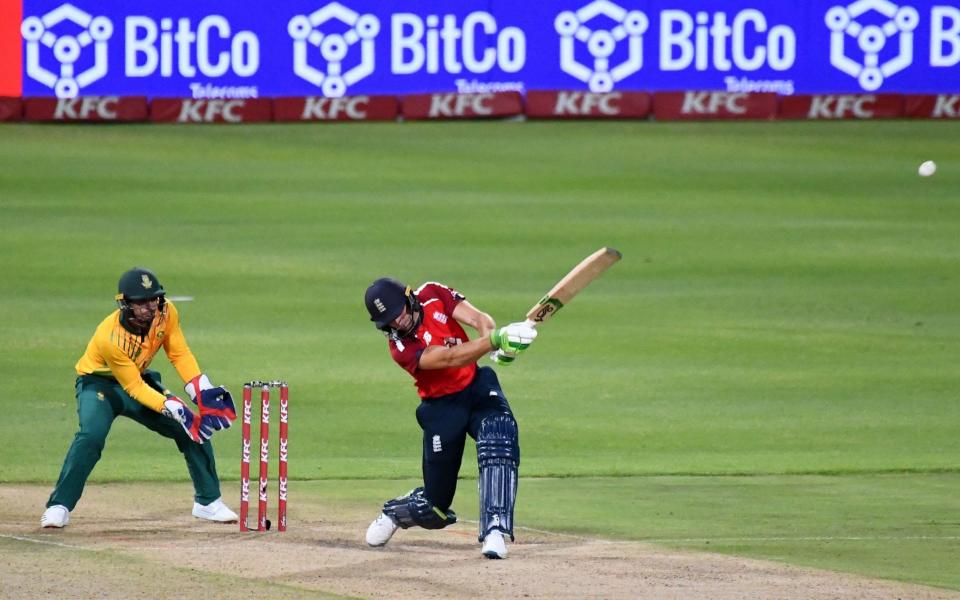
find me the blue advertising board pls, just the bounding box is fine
[12,0,960,98]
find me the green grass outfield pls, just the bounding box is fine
[1,120,958,590]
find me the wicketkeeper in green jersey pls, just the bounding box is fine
[41,267,239,528]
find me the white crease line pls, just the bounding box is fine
[0,533,192,552]
[642,536,960,543]
[460,520,630,543]
[459,523,960,544]
[0,534,99,550]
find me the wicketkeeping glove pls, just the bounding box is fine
[489,321,537,355]
[162,396,209,443]
[185,374,237,434]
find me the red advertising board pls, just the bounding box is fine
[0,97,22,121]
[779,94,903,119]
[653,92,777,121]
[0,0,21,97]
[401,92,522,120]
[273,95,398,121]
[903,95,960,119]
[23,96,148,122]
[150,98,272,123]
[526,91,651,119]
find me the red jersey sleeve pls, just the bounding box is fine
[388,335,426,376]
[415,282,465,317]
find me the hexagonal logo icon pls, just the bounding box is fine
[825,0,919,91]
[21,3,113,98]
[555,0,648,93]
[288,2,380,98]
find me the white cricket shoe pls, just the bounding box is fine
[192,498,238,523]
[365,512,399,547]
[481,530,507,559]
[41,505,70,528]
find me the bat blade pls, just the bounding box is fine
[525,247,622,326]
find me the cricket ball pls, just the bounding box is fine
[918,160,937,177]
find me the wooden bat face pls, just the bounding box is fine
[526,247,622,325]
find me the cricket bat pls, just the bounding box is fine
[523,246,622,327]
[490,247,621,364]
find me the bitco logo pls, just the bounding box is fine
[288,2,379,98]
[288,2,526,94]
[556,1,796,92]
[21,3,113,98]
[21,2,259,98]
[555,0,648,93]
[826,0,919,90]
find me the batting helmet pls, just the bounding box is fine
[365,277,421,334]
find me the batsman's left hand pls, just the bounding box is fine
[489,349,518,366]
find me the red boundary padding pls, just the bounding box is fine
[525,90,651,119]
[5,92,960,123]
[779,94,903,119]
[23,96,148,121]
[653,91,778,120]
[0,97,22,121]
[400,91,523,120]
[150,98,272,123]
[273,95,398,121]
[903,94,960,119]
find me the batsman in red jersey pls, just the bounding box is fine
[363,278,537,559]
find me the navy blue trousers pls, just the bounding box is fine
[415,366,518,511]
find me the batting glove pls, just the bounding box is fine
[489,349,518,366]
[490,321,537,355]
[162,396,209,443]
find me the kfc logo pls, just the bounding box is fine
[429,93,493,116]
[826,0,919,90]
[289,2,380,97]
[21,3,113,98]
[554,91,622,115]
[177,99,245,122]
[682,92,748,115]
[555,0,648,92]
[53,96,118,119]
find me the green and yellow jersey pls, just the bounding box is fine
[75,301,200,412]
